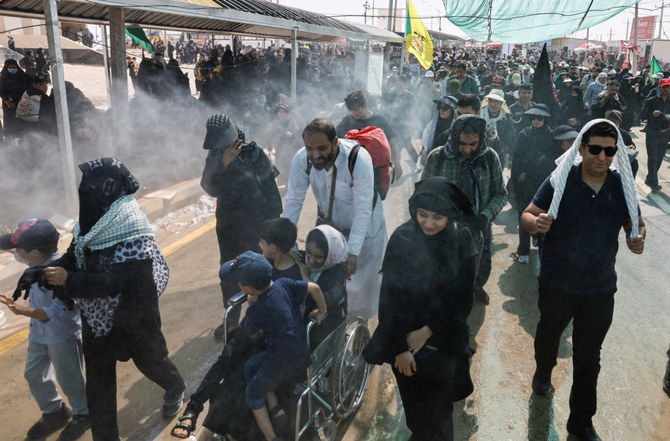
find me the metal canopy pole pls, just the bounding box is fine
[101,24,111,107]
[291,27,298,103]
[43,0,77,216]
[108,7,128,115]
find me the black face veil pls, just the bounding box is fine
[77,158,139,235]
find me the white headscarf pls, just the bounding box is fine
[548,118,639,238]
[305,224,349,282]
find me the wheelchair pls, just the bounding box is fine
[223,291,371,441]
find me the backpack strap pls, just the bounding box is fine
[347,143,379,209]
[305,150,312,175]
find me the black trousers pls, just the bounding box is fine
[474,223,492,291]
[533,284,615,426]
[645,134,667,188]
[82,322,185,441]
[516,209,531,256]
[392,367,454,441]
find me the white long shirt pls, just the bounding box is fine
[283,138,385,256]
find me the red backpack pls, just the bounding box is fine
[345,126,393,201]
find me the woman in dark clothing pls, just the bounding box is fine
[510,105,559,263]
[0,59,30,138]
[558,86,588,130]
[44,158,185,441]
[364,177,477,441]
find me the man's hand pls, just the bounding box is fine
[626,234,644,254]
[221,139,243,169]
[309,309,326,325]
[345,253,358,279]
[535,213,554,234]
[0,294,19,315]
[394,351,416,377]
[43,267,67,286]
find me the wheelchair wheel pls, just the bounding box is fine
[328,316,370,420]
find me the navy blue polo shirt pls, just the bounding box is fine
[533,165,633,295]
[243,278,311,369]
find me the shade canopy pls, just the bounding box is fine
[443,0,642,43]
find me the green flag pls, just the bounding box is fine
[651,56,662,75]
[125,28,153,53]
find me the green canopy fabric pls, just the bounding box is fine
[443,0,643,43]
[125,27,153,53]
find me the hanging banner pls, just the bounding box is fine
[630,16,656,40]
[367,52,384,96]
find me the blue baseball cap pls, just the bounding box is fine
[0,219,59,251]
[219,251,272,286]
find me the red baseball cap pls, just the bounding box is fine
[660,78,670,88]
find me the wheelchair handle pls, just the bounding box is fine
[227,291,247,308]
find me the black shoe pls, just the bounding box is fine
[663,360,670,397]
[566,420,602,441]
[162,391,183,419]
[532,370,554,396]
[213,321,226,339]
[27,403,72,439]
[474,288,490,305]
[56,414,90,441]
[651,185,662,192]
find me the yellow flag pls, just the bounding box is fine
[405,0,433,70]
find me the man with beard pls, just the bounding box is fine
[590,80,626,120]
[200,114,283,338]
[448,63,480,95]
[422,115,506,305]
[284,118,387,319]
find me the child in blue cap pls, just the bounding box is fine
[219,251,326,441]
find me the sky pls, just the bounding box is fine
[275,0,670,43]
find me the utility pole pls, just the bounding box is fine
[633,3,638,74]
[387,0,393,31]
[658,0,665,39]
[363,1,370,24]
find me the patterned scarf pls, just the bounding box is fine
[444,115,489,214]
[72,195,155,269]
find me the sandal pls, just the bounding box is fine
[269,405,289,437]
[170,413,195,439]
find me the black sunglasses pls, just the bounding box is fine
[585,144,618,157]
[530,115,545,121]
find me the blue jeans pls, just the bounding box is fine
[25,339,88,415]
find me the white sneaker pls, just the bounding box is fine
[518,255,529,264]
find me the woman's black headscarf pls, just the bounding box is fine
[77,158,139,235]
[409,177,474,224]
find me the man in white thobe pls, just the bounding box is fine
[284,118,387,319]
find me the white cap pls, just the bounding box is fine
[598,72,608,79]
[425,70,435,78]
[484,89,506,102]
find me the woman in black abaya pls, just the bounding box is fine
[364,177,478,441]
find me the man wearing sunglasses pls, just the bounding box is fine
[521,121,646,441]
[640,77,670,192]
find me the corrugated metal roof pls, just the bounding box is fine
[0,0,403,43]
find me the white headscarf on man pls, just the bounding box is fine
[547,118,640,238]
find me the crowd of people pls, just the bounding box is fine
[0,38,666,441]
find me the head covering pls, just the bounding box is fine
[519,82,533,90]
[524,103,551,117]
[598,72,608,79]
[219,251,273,286]
[409,177,474,221]
[511,73,521,85]
[653,72,664,79]
[443,115,488,213]
[433,95,458,108]
[547,119,639,238]
[305,225,349,282]
[448,78,461,93]
[203,113,239,150]
[77,158,140,236]
[484,89,505,102]
[491,76,506,87]
[563,77,574,83]
[425,70,435,78]
[552,125,579,140]
[660,78,670,88]
[0,219,59,251]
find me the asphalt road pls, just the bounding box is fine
[0,132,669,441]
